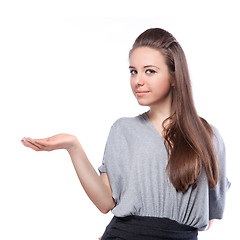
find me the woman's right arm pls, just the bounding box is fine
[21,134,116,214]
[67,139,116,213]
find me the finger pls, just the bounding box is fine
[23,137,54,151]
[31,138,47,147]
[25,137,47,149]
[21,139,41,151]
[34,137,57,149]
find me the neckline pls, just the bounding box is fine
[141,112,165,141]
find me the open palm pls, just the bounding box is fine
[21,133,77,152]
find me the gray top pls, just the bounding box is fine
[98,112,230,230]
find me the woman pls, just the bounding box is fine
[21,28,230,240]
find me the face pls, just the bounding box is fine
[129,47,173,108]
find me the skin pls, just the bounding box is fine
[129,46,173,135]
[21,134,115,214]
[21,46,213,230]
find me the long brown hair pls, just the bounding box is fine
[130,28,219,192]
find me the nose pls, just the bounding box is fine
[135,74,144,86]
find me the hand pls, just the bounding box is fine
[21,133,78,152]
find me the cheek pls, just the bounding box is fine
[130,78,136,92]
[152,78,171,95]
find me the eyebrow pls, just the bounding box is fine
[129,65,160,70]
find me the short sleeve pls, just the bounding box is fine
[209,126,231,220]
[98,155,107,173]
[98,119,129,204]
[98,121,118,174]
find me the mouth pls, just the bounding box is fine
[136,91,150,97]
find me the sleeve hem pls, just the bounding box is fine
[98,166,107,174]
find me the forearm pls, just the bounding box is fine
[67,139,115,213]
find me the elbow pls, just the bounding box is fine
[198,220,214,231]
[98,205,112,214]
[98,201,116,214]
[207,220,214,230]
[99,208,111,214]
[205,220,214,231]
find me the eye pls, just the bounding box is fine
[130,69,137,75]
[146,69,156,74]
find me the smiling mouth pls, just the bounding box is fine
[136,91,150,93]
[136,91,150,96]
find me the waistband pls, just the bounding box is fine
[101,216,198,240]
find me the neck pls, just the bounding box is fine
[147,97,172,123]
[146,107,172,137]
[147,87,173,121]
[147,108,171,123]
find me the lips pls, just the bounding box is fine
[136,91,150,93]
[135,91,150,97]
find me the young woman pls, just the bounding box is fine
[21,28,230,240]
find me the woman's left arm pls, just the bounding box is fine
[198,220,214,231]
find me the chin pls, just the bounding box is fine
[137,100,151,106]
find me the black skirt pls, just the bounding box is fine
[101,216,198,240]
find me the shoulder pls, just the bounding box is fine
[105,115,142,147]
[111,114,145,131]
[210,124,223,140]
[209,124,227,173]
[107,114,146,140]
[209,124,225,152]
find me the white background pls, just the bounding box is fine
[0,0,239,239]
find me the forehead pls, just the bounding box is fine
[129,47,166,66]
